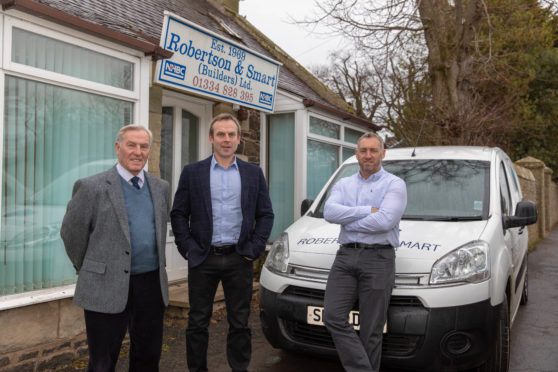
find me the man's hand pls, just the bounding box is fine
[371,207,379,213]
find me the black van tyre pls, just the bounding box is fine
[520,260,528,305]
[480,294,510,372]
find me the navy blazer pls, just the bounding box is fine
[170,156,274,268]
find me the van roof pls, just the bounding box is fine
[344,146,499,164]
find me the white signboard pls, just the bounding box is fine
[155,12,281,112]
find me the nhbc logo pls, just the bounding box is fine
[163,60,186,80]
[259,92,273,106]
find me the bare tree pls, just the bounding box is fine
[310,51,383,120]
[304,0,556,146]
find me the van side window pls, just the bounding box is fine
[499,163,512,216]
[508,161,520,193]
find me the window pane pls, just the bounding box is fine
[309,116,340,139]
[1,76,132,295]
[181,110,199,166]
[12,28,134,90]
[307,140,339,200]
[268,114,295,242]
[499,163,511,216]
[383,160,489,219]
[345,127,364,144]
[342,147,355,162]
[160,107,199,210]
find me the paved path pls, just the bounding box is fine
[510,227,558,372]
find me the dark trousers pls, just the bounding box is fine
[84,269,165,372]
[323,247,395,372]
[186,253,254,372]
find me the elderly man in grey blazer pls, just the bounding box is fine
[61,124,170,372]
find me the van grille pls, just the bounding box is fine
[280,286,424,356]
[282,286,325,300]
[282,286,424,307]
[282,319,421,356]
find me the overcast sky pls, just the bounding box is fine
[239,0,346,68]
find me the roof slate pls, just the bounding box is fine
[32,0,351,114]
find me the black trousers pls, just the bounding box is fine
[186,253,254,372]
[84,269,165,372]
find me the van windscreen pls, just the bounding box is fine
[314,160,490,221]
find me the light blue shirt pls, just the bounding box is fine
[324,168,407,247]
[210,155,242,245]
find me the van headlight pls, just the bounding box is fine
[265,233,289,274]
[430,240,490,284]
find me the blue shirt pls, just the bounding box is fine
[324,168,407,247]
[210,155,242,245]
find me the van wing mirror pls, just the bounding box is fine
[301,199,314,216]
[503,200,538,229]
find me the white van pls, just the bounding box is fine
[259,146,537,371]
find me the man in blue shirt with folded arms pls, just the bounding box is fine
[323,132,407,372]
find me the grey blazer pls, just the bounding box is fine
[60,166,170,313]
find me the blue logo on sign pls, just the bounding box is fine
[163,60,186,80]
[259,92,273,105]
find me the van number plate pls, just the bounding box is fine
[307,306,386,333]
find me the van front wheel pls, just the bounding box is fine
[479,294,510,372]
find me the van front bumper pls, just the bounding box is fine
[259,285,499,371]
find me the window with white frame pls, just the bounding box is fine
[160,93,213,200]
[306,115,366,199]
[0,16,144,296]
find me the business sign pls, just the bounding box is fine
[155,12,281,112]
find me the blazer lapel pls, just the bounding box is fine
[200,157,213,220]
[106,167,131,245]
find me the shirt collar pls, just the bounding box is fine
[211,154,238,170]
[116,163,145,183]
[357,167,385,182]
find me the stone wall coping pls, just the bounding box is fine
[514,164,536,182]
[516,156,545,168]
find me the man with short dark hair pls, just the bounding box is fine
[323,132,407,372]
[171,113,274,372]
[61,124,170,371]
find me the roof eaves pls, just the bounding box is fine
[303,99,381,131]
[1,0,173,60]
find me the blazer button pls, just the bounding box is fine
[124,270,129,274]
[125,251,130,255]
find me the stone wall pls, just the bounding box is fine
[148,84,164,178]
[514,156,558,247]
[0,299,87,372]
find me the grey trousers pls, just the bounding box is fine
[323,246,395,372]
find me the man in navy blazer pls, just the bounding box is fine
[171,113,273,372]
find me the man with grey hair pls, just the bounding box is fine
[61,124,170,371]
[323,131,407,372]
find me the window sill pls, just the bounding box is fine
[0,285,75,311]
